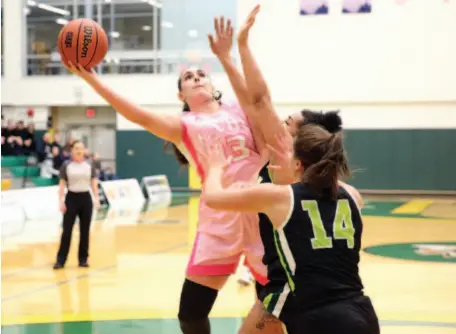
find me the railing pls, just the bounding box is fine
[26,50,226,76]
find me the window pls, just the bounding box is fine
[23,0,237,75]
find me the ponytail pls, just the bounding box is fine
[295,126,350,199]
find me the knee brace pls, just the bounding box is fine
[178,279,218,334]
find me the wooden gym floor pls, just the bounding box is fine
[2,193,456,333]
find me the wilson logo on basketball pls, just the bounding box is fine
[64,32,73,48]
[81,26,93,58]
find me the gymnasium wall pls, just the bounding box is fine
[237,0,456,103]
[116,110,188,187]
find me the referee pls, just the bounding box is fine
[53,140,100,269]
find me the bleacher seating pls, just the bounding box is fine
[1,156,59,190]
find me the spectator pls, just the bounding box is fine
[99,167,119,181]
[23,123,36,155]
[91,152,102,176]
[51,146,64,178]
[3,120,24,155]
[61,148,71,161]
[37,132,53,162]
[1,119,7,156]
[52,133,63,151]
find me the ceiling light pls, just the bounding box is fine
[161,21,173,28]
[56,18,69,25]
[37,3,70,16]
[188,30,198,38]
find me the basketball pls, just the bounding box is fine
[57,19,109,70]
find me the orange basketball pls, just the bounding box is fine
[57,19,108,70]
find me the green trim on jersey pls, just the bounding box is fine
[273,230,296,292]
[267,169,274,183]
[262,283,291,318]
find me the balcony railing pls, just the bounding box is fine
[26,50,226,76]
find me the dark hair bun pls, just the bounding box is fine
[320,111,342,133]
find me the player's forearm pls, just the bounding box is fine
[87,79,180,143]
[218,55,250,105]
[204,168,230,210]
[89,79,150,126]
[218,56,267,157]
[238,44,271,104]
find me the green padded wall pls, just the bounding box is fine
[344,129,456,191]
[116,129,456,191]
[116,131,188,188]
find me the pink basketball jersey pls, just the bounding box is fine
[179,101,263,186]
[178,101,264,232]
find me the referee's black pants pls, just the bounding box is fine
[56,191,93,265]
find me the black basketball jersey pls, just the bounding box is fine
[258,164,288,283]
[275,182,364,311]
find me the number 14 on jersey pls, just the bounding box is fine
[302,200,356,250]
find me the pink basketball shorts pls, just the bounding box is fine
[186,208,268,286]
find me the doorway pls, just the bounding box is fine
[67,124,116,171]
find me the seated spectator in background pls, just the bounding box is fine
[99,167,119,181]
[52,133,63,151]
[1,136,7,156]
[1,118,6,134]
[40,145,62,179]
[23,123,36,155]
[51,146,64,179]
[1,119,8,156]
[37,132,53,162]
[14,121,27,140]
[3,120,24,155]
[61,148,71,161]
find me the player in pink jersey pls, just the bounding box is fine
[64,16,276,334]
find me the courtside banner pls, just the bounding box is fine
[101,178,145,208]
[141,175,172,205]
[1,186,60,221]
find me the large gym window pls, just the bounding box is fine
[23,0,236,76]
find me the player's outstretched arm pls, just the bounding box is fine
[208,16,267,158]
[65,62,181,144]
[237,5,272,106]
[237,6,288,160]
[199,143,290,222]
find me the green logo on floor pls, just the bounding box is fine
[364,242,456,263]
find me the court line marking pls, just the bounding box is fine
[1,242,187,303]
[2,262,54,280]
[392,200,434,215]
[2,316,456,328]
[381,320,456,328]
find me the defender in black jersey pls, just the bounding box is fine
[204,124,380,334]
[257,164,297,329]
[255,110,343,332]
